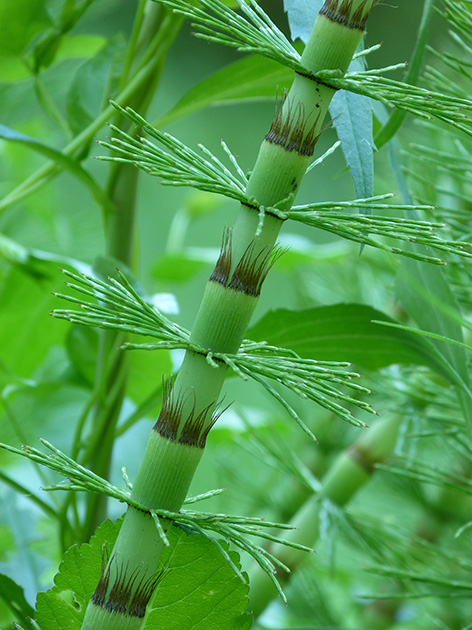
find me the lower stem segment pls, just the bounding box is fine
[82,435,204,627]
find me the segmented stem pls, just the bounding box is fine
[82,3,374,626]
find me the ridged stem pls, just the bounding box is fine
[82,4,374,627]
[248,414,402,618]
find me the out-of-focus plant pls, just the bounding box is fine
[0,1,471,629]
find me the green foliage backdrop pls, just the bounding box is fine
[0,1,471,629]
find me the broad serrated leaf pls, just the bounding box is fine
[35,519,120,630]
[156,56,292,128]
[283,0,323,43]
[35,519,251,630]
[143,527,251,630]
[246,303,459,383]
[0,573,35,625]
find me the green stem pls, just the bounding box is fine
[81,3,376,627]
[0,9,180,217]
[81,7,184,541]
[248,414,403,618]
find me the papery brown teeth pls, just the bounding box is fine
[265,94,320,157]
[209,227,232,287]
[178,398,214,448]
[228,242,285,297]
[320,0,373,31]
[92,553,165,618]
[152,377,184,441]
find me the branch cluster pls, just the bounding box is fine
[0,438,312,603]
[100,105,472,264]
[53,269,374,431]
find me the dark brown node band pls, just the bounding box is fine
[210,230,285,297]
[264,100,319,157]
[152,378,183,442]
[91,552,161,618]
[152,378,224,449]
[320,0,372,31]
[294,70,340,92]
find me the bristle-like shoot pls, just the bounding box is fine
[91,552,163,619]
[265,94,320,157]
[153,378,225,448]
[320,0,376,31]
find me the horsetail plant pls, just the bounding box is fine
[63,0,471,626]
[1,0,472,629]
[76,3,383,626]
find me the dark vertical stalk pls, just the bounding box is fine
[81,5,183,541]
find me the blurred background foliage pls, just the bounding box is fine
[1,1,471,629]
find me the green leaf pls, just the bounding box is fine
[66,34,125,138]
[151,254,208,283]
[329,54,375,205]
[283,0,323,43]
[0,56,31,82]
[143,527,251,630]
[246,303,458,382]
[127,348,172,405]
[0,0,51,59]
[35,519,251,630]
[156,55,292,128]
[0,573,35,625]
[35,519,120,630]
[55,35,107,62]
[65,326,98,386]
[0,124,112,212]
[0,267,65,377]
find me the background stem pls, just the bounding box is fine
[80,4,184,541]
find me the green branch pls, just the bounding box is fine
[52,269,375,432]
[0,438,312,601]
